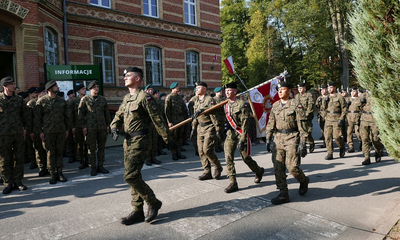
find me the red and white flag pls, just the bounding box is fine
[213,54,217,62]
[248,77,281,133]
[223,56,235,74]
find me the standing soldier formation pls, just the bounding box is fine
[295,82,315,153]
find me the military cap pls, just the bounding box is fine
[87,80,98,89]
[145,84,153,90]
[160,93,166,98]
[18,92,29,99]
[45,80,57,91]
[170,82,178,89]
[297,82,306,87]
[35,86,45,93]
[124,67,142,76]
[1,76,14,86]
[277,81,292,89]
[351,86,358,90]
[57,91,65,98]
[153,89,159,94]
[195,81,207,88]
[224,82,237,89]
[320,84,327,89]
[214,87,222,93]
[27,87,37,94]
[328,81,336,87]
[67,89,75,96]
[75,83,86,91]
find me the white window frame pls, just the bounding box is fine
[45,28,59,65]
[90,0,111,9]
[93,40,115,85]
[145,47,163,86]
[184,0,196,25]
[186,51,199,86]
[143,0,158,18]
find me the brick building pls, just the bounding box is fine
[0,0,222,104]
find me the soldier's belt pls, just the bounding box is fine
[327,111,341,114]
[363,111,372,114]
[276,128,298,134]
[125,130,149,139]
[199,121,212,127]
[349,111,360,113]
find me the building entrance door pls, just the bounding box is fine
[0,51,15,79]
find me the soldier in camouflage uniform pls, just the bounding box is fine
[188,88,199,156]
[223,82,264,193]
[144,84,161,166]
[295,82,315,153]
[346,86,362,153]
[69,83,88,169]
[110,67,177,225]
[359,91,384,165]
[323,82,347,160]
[315,85,328,148]
[64,89,77,163]
[191,82,223,181]
[266,82,309,205]
[26,87,38,169]
[0,76,30,194]
[165,82,187,160]
[213,87,226,153]
[78,80,111,176]
[35,80,71,184]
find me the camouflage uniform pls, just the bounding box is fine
[192,95,222,174]
[110,90,172,212]
[165,92,187,155]
[360,92,384,159]
[224,99,263,183]
[295,92,315,146]
[213,95,226,150]
[266,99,308,194]
[27,99,47,171]
[188,96,198,153]
[78,95,111,169]
[315,95,327,144]
[324,93,347,155]
[35,95,71,176]
[0,93,30,186]
[69,96,88,167]
[64,99,76,162]
[346,96,362,150]
[26,99,37,167]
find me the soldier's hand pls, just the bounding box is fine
[216,131,222,141]
[337,119,344,127]
[167,140,178,151]
[191,109,203,120]
[360,98,366,104]
[40,133,45,142]
[111,128,119,141]
[266,139,272,152]
[298,141,307,158]
[83,128,87,137]
[237,140,246,152]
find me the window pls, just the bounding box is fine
[93,40,115,84]
[184,0,196,25]
[45,28,59,65]
[0,23,13,47]
[186,51,199,86]
[143,0,158,18]
[90,0,110,8]
[145,47,162,86]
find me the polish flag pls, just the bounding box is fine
[223,56,235,74]
[213,54,217,62]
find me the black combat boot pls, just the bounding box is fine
[38,169,47,177]
[254,167,265,183]
[362,157,371,165]
[90,167,97,176]
[57,170,67,182]
[145,200,162,223]
[158,149,167,155]
[309,143,315,153]
[299,177,309,195]
[198,172,212,180]
[375,150,383,163]
[49,173,57,184]
[14,182,27,191]
[151,158,161,164]
[29,162,38,169]
[145,159,152,166]
[177,152,186,159]
[213,167,223,180]
[347,147,355,153]
[172,154,179,160]
[271,192,290,205]
[224,182,239,193]
[3,184,13,194]
[340,148,346,158]
[121,211,145,225]
[325,154,333,160]
[98,166,109,174]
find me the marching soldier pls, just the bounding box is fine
[78,80,111,176]
[223,82,264,193]
[346,86,362,152]
[323,82,347,160]
[191,82,223,181]
[0,76,30,194]
[110,67,177,225]
[213,87,226,153]
[65,89,77,163]
[26,87,38,169]
[266,82,309,205]
[165,82,187,160]
[188,88,199,156]
[295,82,315,153]
[315,84,328,148]
[144,84,161,166]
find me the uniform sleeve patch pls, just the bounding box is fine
[146,96,152,101]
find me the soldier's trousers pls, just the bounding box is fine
[318,116,325,142]
[360,121,383,158]
[171,121,184,154]
[26,135,35,164]
[123,136,159,211]
[272,138,307,193]
[224,129,261,183]
[73,128,87,164]
[324,121,345,154]
[0,134,25,185]
[197,125,222,173]
[301,119,314,145]
[347,121,361,149]
[33,134,47,170]
[43,133,66,174]
[86,129,107,168]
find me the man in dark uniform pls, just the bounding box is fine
[78,80,111,176]
[165,82,187,160]
[110,67,177,225]
[223,82,265,193]
[144,84,161,166]
[295,82,315,153]
[213,86,226,152]
[0,76,30,194]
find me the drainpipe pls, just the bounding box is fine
[63,0,69,65]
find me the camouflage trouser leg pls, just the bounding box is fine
[324,122,344,154]
[197,126,221,173]
[26,136,35,164]
[171,123,184,154]
[0,134,25,185]
[318,116,325,142]
[123,138,158,212]
[86,129,108,168]
[347,121,361,149]
[360,122,384,158]
[273,140,306,193]
[303,119,314,145]
[74,128,87,164]
[33,135,47,170]
[43,133,65,174]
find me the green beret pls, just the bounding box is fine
[170,82,178,89]
[145,84,153,90]
[214,87,222,93]
[160,93,166,98]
